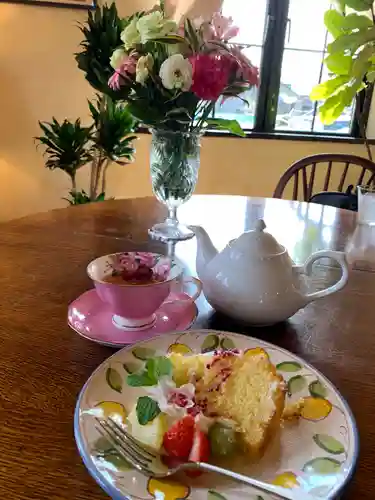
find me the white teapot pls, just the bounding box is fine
[191,220,349,325]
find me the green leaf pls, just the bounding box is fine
[324,53,352,75]
[343,13,373,30]
[287,375,307,396]
[333,0,346,13]
[132,347,155,360]
[201,334,220,353]
[367,70,375,82]
[136,396,160,425]
[206,118,245,137]
[147,356,173,378]
[328,27,375,55]
[303,457,342,474]
[123,361,141,374]
[106,367,122,393]
[313,434,345,455]
[324,10,345,38]
[310,75,349,100]
[319,92,347,124]
[344,0,373,11]
[207,491,227,500]
[352,44,373,78]
[220,337,236,351]
[153,34,186,44]
[309,380,327,398]
[127,371,155,387]
[127,356,172,387]
[276,361,302,372]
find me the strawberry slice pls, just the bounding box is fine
[186,428,210,477]
[163,415,195,459]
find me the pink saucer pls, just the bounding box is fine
[68,289,198,347]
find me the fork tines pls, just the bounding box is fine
[95,417,155,473]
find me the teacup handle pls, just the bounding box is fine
[182,276,202,302]
[301,250,349,302]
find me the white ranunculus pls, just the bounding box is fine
[120,18,141,49]
[159,54,192,91]
[110,47,127,70]
[136,11,177,43]
[136,54,154,85]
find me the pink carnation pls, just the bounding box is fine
[108,53,137,91]
[228,47,259,86]
[190,53,231,101]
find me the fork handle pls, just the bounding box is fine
[193,462,315,500]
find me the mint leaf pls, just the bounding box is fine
[136,396,161,425]
[147,356,172,379]
[126,356,172,387]
[127,371,155,387]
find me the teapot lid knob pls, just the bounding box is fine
[255,219,266,232]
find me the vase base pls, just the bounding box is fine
[148,222,195,242]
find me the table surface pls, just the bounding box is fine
[0,195,372,499]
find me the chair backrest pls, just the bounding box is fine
[273,153,375,201]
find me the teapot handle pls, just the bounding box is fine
[300,250,349,301]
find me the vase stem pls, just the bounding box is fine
[166,206,178,226]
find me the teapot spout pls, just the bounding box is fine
[189,225,218,279]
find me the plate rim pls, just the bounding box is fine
[74,329,360,500]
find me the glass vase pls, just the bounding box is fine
[149,128,201,241]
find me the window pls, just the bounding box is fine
[214,0,361,138]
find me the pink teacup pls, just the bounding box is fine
[87,252,201,331]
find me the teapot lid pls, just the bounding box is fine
[233,219,286,258]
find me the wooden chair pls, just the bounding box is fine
[273,153,375,201]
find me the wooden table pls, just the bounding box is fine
[0,195,371,499]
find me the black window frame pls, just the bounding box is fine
[210,0,371,143]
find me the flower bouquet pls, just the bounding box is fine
[108,2,259,240]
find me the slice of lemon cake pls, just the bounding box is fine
[169,348,285,456]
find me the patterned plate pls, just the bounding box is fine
[74,330,358,500]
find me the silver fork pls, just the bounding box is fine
[95,417,318,500]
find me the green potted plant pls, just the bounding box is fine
[36,3,137,205]
[311,0,375,160]
[36,96,136,205]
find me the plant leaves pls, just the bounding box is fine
[303,457,342,475]
[343,13,373,30]
[287,375,307,396]
[201,334,220,353]
[206,118,246,137]
[324,9,345,38]
[220,337,236,351]
[136,396,160,425]
[344,0,373,11]
[132,347,155,360]
[276,361,302,372]
[313,434,345,455]
[352,44,373,78]
[328,27,375,55]
[324,53,352,75]
[310,75,349,100]
[123,361,141,374]
[309,380,327,398]
[106,367,122,393]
